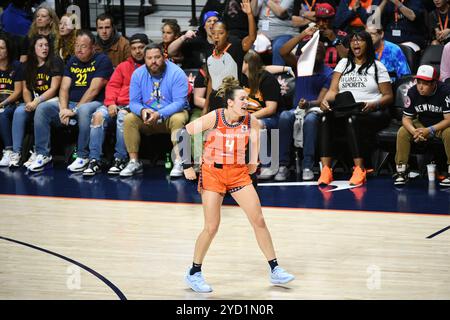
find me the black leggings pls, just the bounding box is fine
[320,109,391,159]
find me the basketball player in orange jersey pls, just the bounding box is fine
[180,77,294,293]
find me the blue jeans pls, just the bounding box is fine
[12,103,34,153]
[272,35,294,66]
[0,105,16,149]
[89,105,128,161]
[279,109,321,169]
[34,100,101,157]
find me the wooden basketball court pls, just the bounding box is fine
[1,194,449,300]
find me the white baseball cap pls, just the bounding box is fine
[415,65,439,81]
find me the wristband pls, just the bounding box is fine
[428,126,436,137]
[182,162,193,170]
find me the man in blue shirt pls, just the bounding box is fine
[28,30,114,172]
[120,43,189,177]
[366,24,411,83]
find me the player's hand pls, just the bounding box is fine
[320,99,332,112]
[247,164,258,175]
[184,167,197,180]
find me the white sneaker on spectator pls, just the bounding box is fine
[274,166,289,181]
[67,157,89,172]
[170,159,183,177]
[9,152,21,168]
[0,150,13,167]
[28,154,52,172]
[120,159,143,177]
[302,168,314,181]
[24,151,37,169]
[258,167,278,180]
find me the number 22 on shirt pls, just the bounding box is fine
[75,73,88,86]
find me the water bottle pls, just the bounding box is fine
[71,146,78,161]
[165,152,172,172]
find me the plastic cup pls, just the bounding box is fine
[427,164,436,181]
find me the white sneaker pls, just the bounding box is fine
[274,166,289,181]
[302,168,314,181]
[0,150,13,167]
[67,157,89,172]
[170,159,183,177]
[258,167,278,180]
[9,152,21,168]
[28,154,52,172]
[119,159,143,177]
[24,151,37,169]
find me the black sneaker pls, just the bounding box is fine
[108,158,127,175]
[83,159,100,176]
[393,171,409,185]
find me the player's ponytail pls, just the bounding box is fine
[216,76,242,103]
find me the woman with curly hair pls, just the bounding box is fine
[58,13,78,63]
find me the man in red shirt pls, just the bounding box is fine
[83,34,150,176]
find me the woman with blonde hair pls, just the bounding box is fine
[58,13,78,63]
[26,5,60,57]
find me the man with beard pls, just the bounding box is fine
[120,43,189,178]
[83,34,150,176]
[94,13,130,67]
[283,3,348,69]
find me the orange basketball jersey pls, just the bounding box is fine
[202,108,251,166]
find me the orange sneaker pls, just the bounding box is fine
[349,166,367,186]
[318,166,333,185]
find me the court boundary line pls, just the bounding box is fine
[427,225,450,239]
[0,193,449,218]
[0,235,127,300]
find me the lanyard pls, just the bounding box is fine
[394,0,405,24]
[438,11,449,31]
[303,0,316,12]
[375,41,385,61]
[213,43,231,58]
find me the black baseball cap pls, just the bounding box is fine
[129,33,150,45]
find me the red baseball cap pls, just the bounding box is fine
[415,65,439,81]
[315,3,336,18]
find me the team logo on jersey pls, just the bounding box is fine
[445,95,450,109]
[241,125,248,133]
[404,95,411,108]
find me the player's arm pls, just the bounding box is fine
[248,114,260,174]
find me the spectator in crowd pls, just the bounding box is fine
[242,50,280,129]
[167,11,219,69]
[318,31,394,186]
[200,0,251,40]
[292,3,348,69]
[27,30,113,172]
[394,65,450,187]
[334,0,382,34]
[250,0,298,66]
[365,24,411,82]
[161,20,182,64]
[94,13,130,67]
[270,29,333,181]
[378,0,427,52]
[9,35,64,168]
[0,34,23,166]
[440,40,450,82]
[26,4,60,58]
[429,0,450,45]
[82,34,150,176]
[0,0,32,37]
[292,0,319,28]
[58,13,78,63]
[204,0,256,112]
[120,43,189,178]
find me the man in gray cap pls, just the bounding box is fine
[83,33,151,176]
